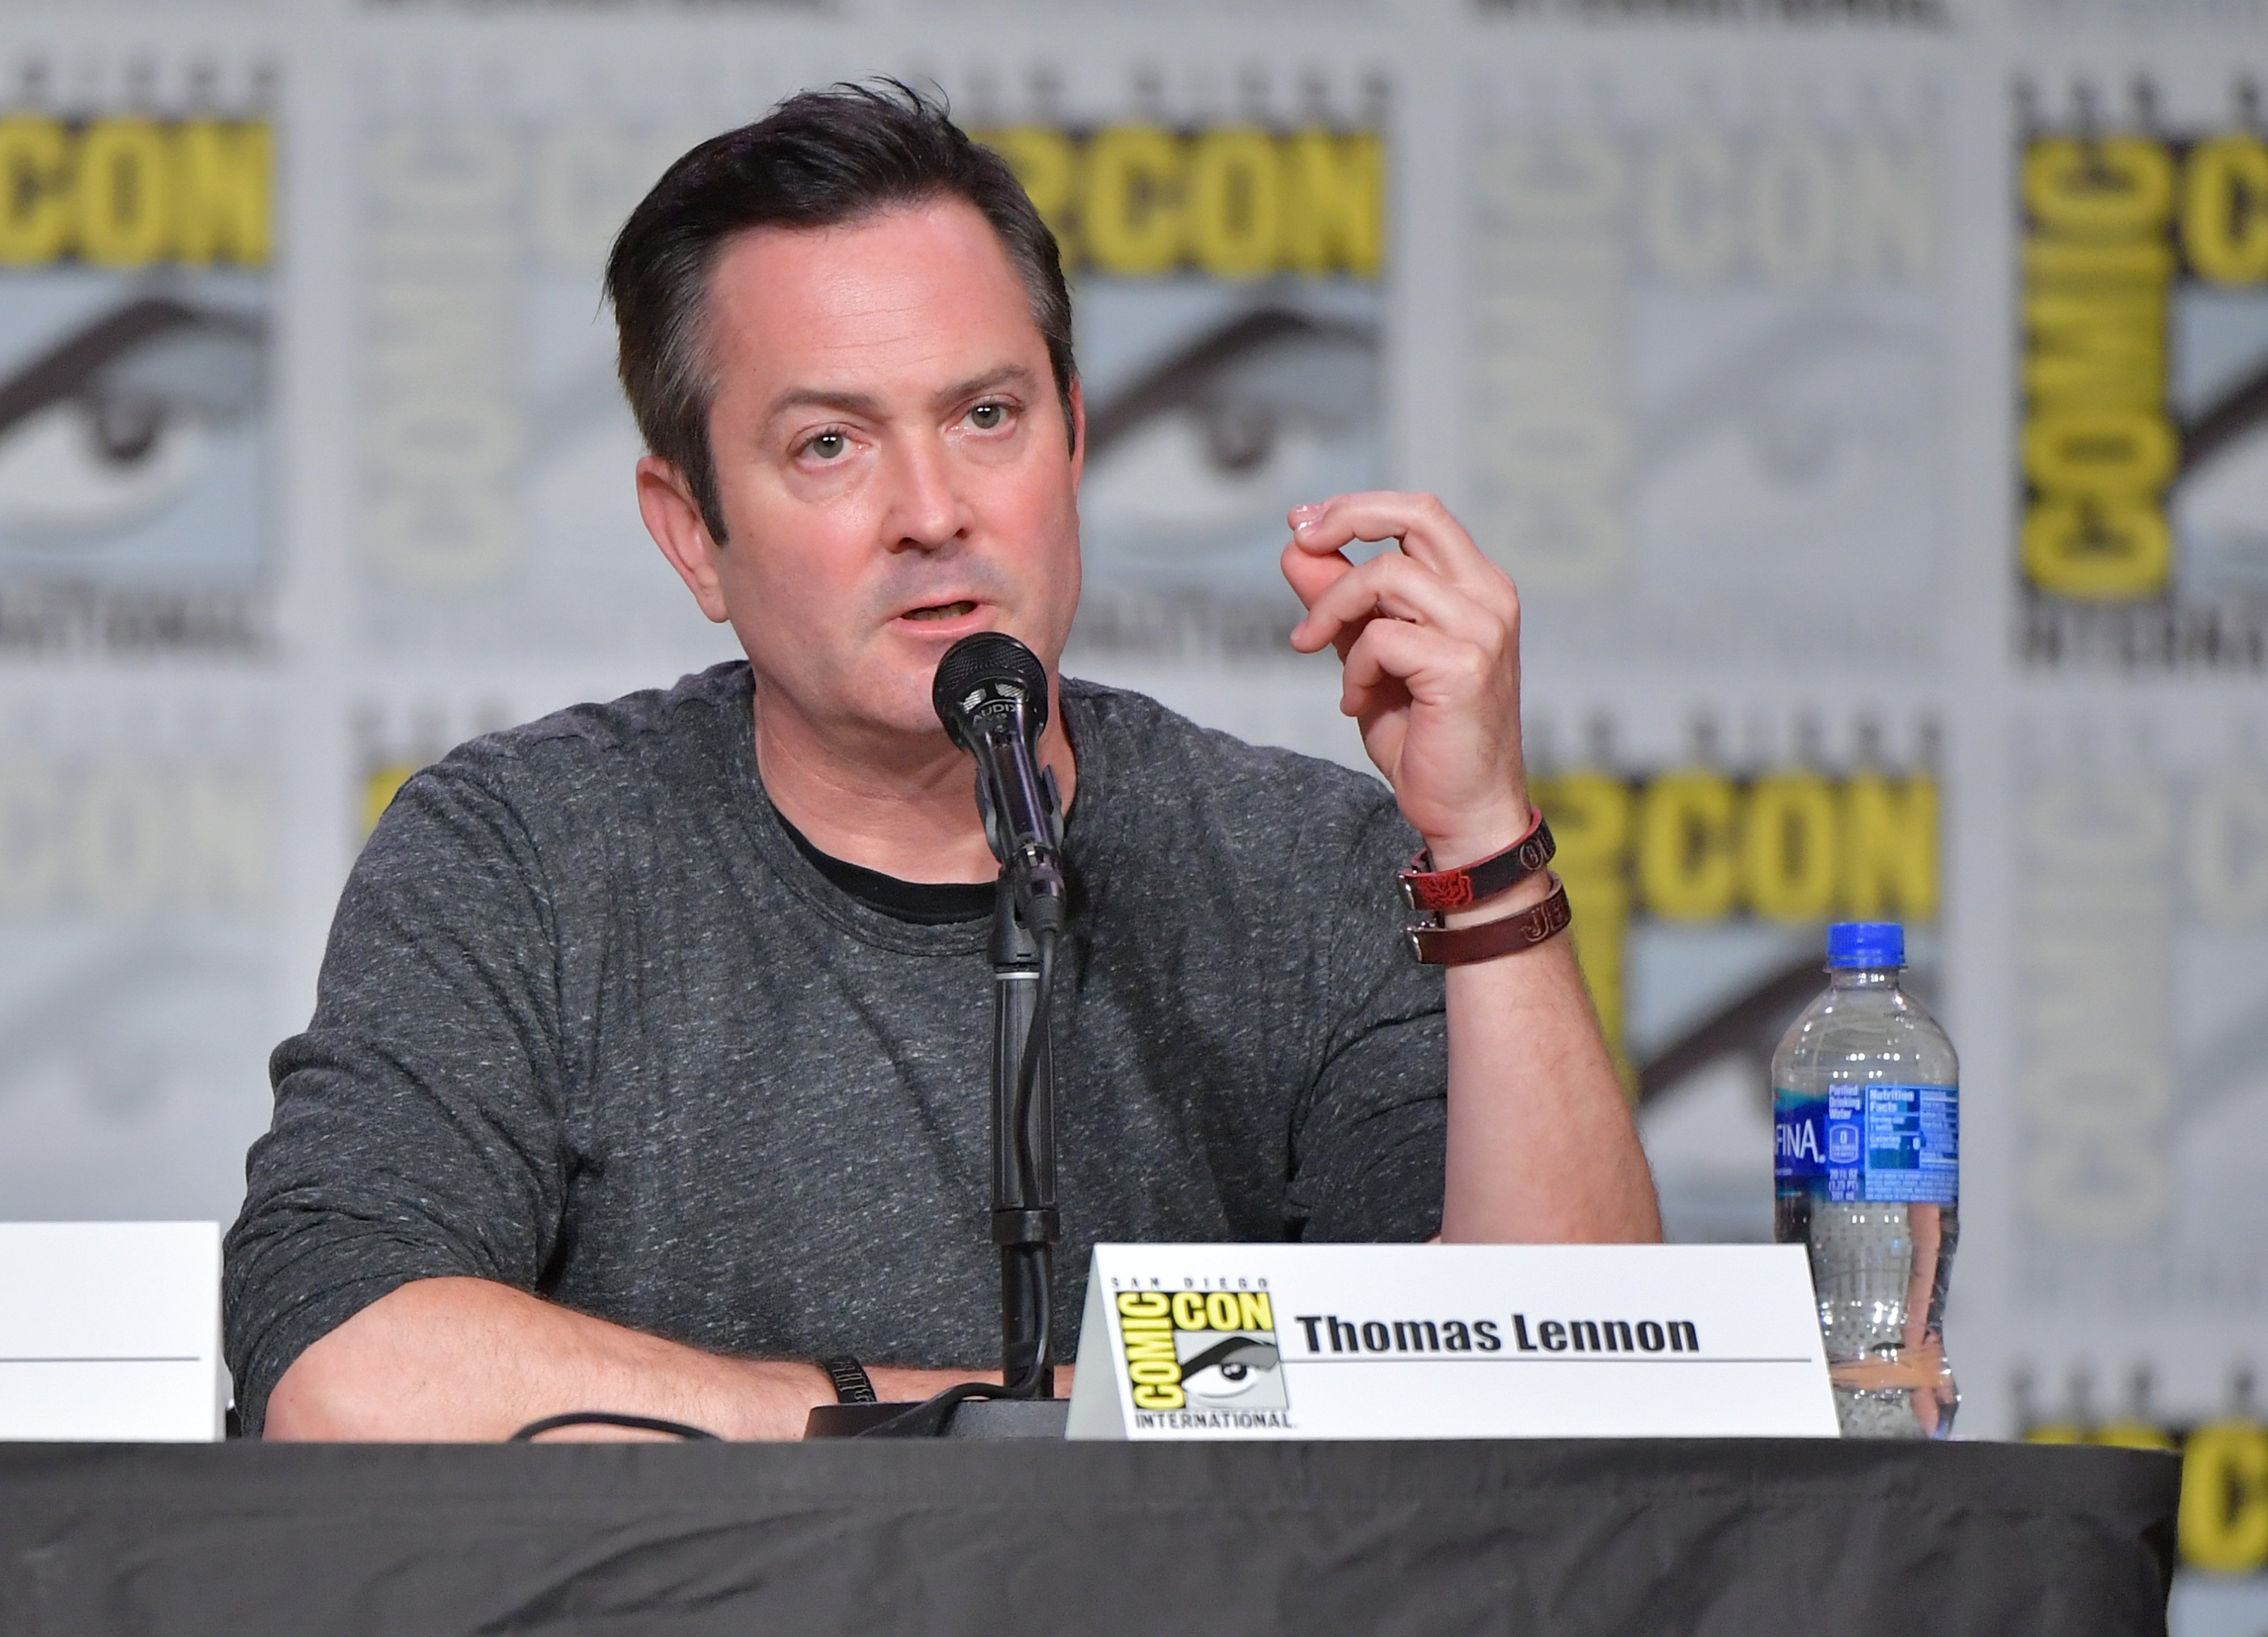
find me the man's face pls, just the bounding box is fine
[653,198,1084,741]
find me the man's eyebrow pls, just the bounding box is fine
[762,386,887,424]
[933,364,1037,408]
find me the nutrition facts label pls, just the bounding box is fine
[1824,1084,1959,1206]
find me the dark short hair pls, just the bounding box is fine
[604,80,1077,545]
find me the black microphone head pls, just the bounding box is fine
[932,631,1050,750]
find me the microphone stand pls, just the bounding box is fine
[804,771,1069,1440]
[990,869,1059,1403]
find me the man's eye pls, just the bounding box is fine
[968,402,1009,431]
[805,431,849,460]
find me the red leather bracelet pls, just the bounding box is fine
[1399,806,1555,914]
[1406,874,1572,966]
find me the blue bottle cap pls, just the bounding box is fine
[1827,922,1905,969]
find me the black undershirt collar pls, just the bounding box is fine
[773,810,996,926]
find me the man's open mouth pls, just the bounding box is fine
[903,600,978,621]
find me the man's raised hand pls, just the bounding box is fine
[1282,492,1530,871]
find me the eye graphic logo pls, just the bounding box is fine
[0,296,265,546]
[1115,1288,1287,1413]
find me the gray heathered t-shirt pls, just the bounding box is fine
[223,664,1448,1433]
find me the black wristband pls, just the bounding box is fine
[821,1355,877,1404]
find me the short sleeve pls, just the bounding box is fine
[1282,790,1449,1242]
[222,756,569,1435]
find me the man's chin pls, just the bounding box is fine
[864,664,976,745]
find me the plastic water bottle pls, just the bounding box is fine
[1772,922,1960,1439]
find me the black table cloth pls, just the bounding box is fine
[0,1437,2177,1635]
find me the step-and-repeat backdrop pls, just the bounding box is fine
[2,0,2261,1611]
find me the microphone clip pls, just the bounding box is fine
[978,764,1067,937]
[975,763,1066,864]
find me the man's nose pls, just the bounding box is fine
[881,431,968,553]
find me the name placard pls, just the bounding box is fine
[1066,1243,1836,1440]
[0,1222,223,1441]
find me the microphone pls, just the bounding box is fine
[931,632,1067,932]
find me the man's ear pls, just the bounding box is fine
[636,456,731,624]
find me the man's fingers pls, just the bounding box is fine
[1279,538,1354,614]
[1291,548,1499,656]
[1280,542,1364,659]
[1288,491,1506,596]
[1339,617,1483,717]
[1338,621,1414,720]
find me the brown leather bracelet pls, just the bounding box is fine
[1406,875,1572,966]
[1399,807,1556,913]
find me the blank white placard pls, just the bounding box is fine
[0,1222,222,1441]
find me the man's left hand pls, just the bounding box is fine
[1283,491,1529,868]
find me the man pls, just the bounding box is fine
[225,83,1657,1441]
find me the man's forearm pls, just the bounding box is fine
[261,1276,977,1441]
[1438,889,1662,1244]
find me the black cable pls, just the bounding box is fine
[509,1410,721,1442]
[848,1379,1012,1439]
[1004,923,1059,1400]
[1012,926,1057,1206]
[1001,1246,1052,1401]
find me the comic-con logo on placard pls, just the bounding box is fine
[1115,1288,1287,1414]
